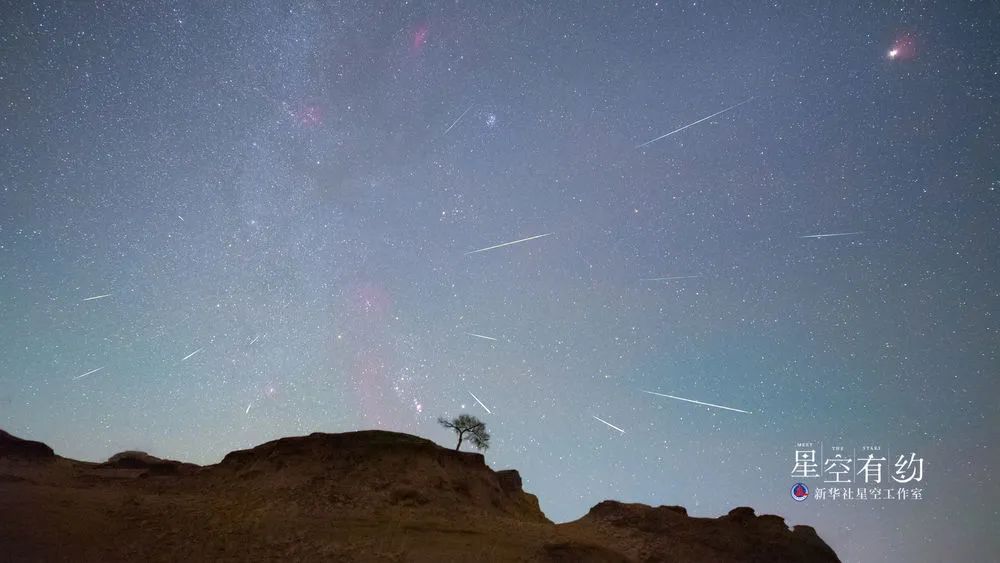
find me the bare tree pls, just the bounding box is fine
[437,414,490,451]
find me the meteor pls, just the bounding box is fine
[444,105,473,135]
[469,391,492,414]
[73,366,105,380]
[636,97,755,148]
[82,294,111,302]
[464,233,553,255]
[465,332,498,342]
[801,231,862,239]
[640,390,752,414]
[592,415,626,434]
[640,275,700,282]
[181,347,203,362]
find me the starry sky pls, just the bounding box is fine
[1,2,997,561]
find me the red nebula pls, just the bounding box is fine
[352,283,392,320]
[296,104,324,127]
[410,24,429,54]
[353,352,391,427]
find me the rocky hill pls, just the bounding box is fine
[101,451,200,475]
[0,429,55,460]
[0,429,839,562]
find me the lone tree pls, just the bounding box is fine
[438,414,490,451]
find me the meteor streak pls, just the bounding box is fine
[82,294,111,302]
[592,415,626,434]
[640,275,701,282]
[181,348,203,362]
[640,390,752,414]
[465,233,553,255]
[801,231,862,239]
[465,332,498,342]
[636,97,754,148]
[469,391,492,414]
[444,105,473,135]
[73,366,105,380]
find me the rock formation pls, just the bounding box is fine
[0,429,839,562]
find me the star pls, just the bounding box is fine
[886,33,916,61]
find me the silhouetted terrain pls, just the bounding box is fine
[0,429,839,562]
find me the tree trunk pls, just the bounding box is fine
[455,432,463,450]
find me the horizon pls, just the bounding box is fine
[0,424,824,525]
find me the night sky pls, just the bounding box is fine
[1,2,997,561]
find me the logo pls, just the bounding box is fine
[791,482,809,501]
[787,443,926,503]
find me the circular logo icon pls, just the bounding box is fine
[791,482,809,501]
